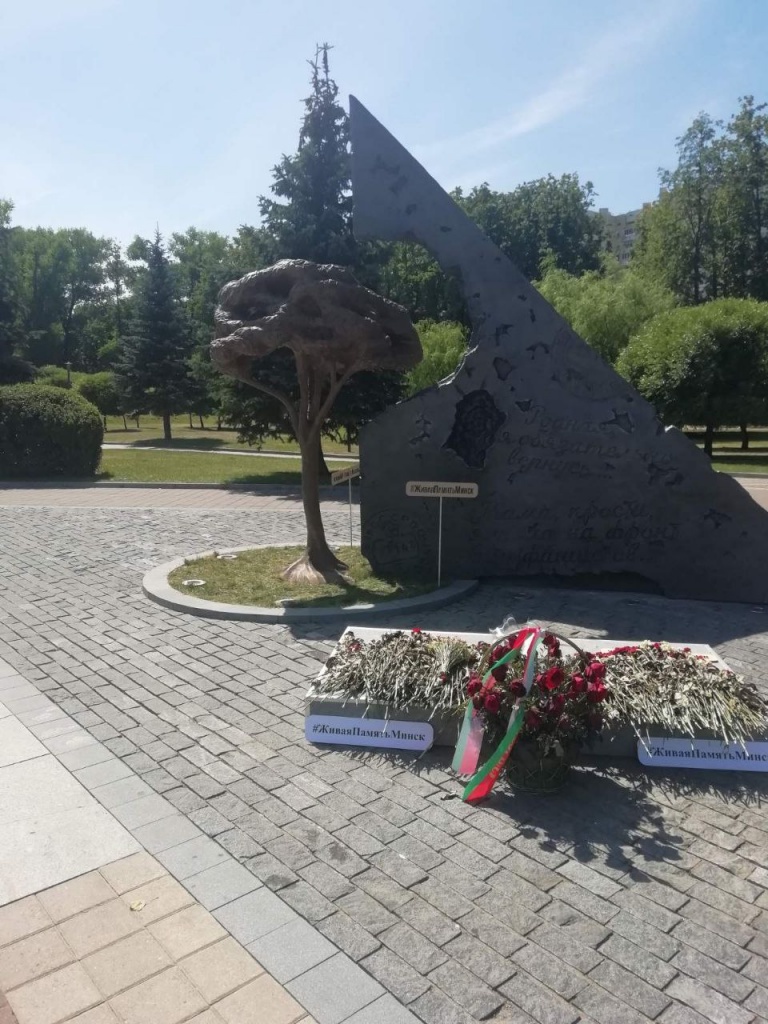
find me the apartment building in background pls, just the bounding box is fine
[594,201,659,264]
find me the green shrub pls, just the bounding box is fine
[617,298,768,454]
[0,384,103,478]
[78,372,122,426]
[35,364,71,388]
[0,355,36,386]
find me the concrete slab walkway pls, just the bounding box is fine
[0,662,410,1024]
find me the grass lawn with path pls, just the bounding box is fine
[99,449,356,485]
[104,415,357,456]
[168,545,433,608]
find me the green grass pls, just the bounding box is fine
[103,415,357,456]
[168,546,433,608]
[712,458,768,475]
[99,449,359,485]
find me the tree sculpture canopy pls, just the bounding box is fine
[211,259,421,582]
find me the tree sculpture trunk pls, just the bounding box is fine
[282,424,348,584]
[162,412,172,441]
[741,423,749,450]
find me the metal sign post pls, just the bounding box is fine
[331,464,361,549]
[405,481,479,587]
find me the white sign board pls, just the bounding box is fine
[406,481,478,499]
[306,715,433,751]
[638,737,768,772]
[331,465,360,486]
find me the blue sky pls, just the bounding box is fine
[2,0,767,243]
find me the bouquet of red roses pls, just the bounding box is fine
[467,631,613,764]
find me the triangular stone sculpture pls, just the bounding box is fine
[350,95,768,602]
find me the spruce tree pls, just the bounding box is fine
[116,231,191,440]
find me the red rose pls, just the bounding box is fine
[539,666,564,692]
[548,694,566,715]
[472,693,484,709]
[508,679,526,699]
[588,710,603,730]
[411,627,422,634]
[585,661,606,682]
[467,674,482,696]
[525,707,544,731]
[569,673,587,695]
[491,644,506,663]
[587,681,608,703]
[484,692,501,714]
[543,633,561,657]
[491,664,508,684]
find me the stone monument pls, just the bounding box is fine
[351,97,768,603]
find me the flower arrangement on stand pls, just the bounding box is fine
[468,630,617,793]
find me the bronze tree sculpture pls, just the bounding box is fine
[211,259,421,583]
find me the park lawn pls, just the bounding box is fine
[99,449,355,485]
[712,457,768,474]
[103,415,357,456]
[168,545,432,608]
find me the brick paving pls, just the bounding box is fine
[0,854,311,1024]
[1,492,768,1023]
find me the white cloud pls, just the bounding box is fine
[415,0,697,171]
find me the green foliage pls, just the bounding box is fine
[0,383,103,478]
[537,257,676,362]
[635,97,768,304]
[259,44,354,265]
[36,364,77,388]
[617,299,768,449]
[116,231,192,438]
[453,176,602,281]
[407,320,468,393]
[77,371,122,423]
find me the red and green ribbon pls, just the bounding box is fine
[461,627,543,804]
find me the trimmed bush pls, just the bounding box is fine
[0,384,103,478]
[78,371,122,427]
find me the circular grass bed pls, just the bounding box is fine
[167,546,436,609]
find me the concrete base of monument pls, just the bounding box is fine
[306,627,739,759]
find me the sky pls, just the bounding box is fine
[2,0,767,244]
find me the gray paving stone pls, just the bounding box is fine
[184,857,261,909]
[92,774,154,808]
[336,890,398,935]
[599,933,677,988]
[664,975,753,1024]
[360,947,430,1004]
[299,860,354,900]
[671,945,756,1002]
[214,886,297,943]
[343,994,419,1024]
[370,849,428,888]
[588,959,671,1018]
[110,792,176,829]
[316,909,381,961]
[512,942,589,999]
[247,916,336,982]
[409,987,476,1024]
[157,834,230,879]
[245,851,298,890]
[73,757,133,789]
[572,983,653,1024]
[131,812,202,853]
[280,880,337,922]
[671,918,750,970]
[442,932,515,988]
[428,960,504,1019]
[287,951,384,1024]
[379,921,448,974]
[397,895,461,946]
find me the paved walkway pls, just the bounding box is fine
[0,490,767,1023]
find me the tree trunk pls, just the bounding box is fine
[740,423,749,450]
[134,415,140,428]
[217,415,222,430]
[346,426,352,452]
[316,436,331,484]
[122,414,128,430]
[704,422,714,457]
[162,412,172,441]
[282,426,347,583]
[103,416,107,430]
[188,412,193,429]
[199,415,205,429]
